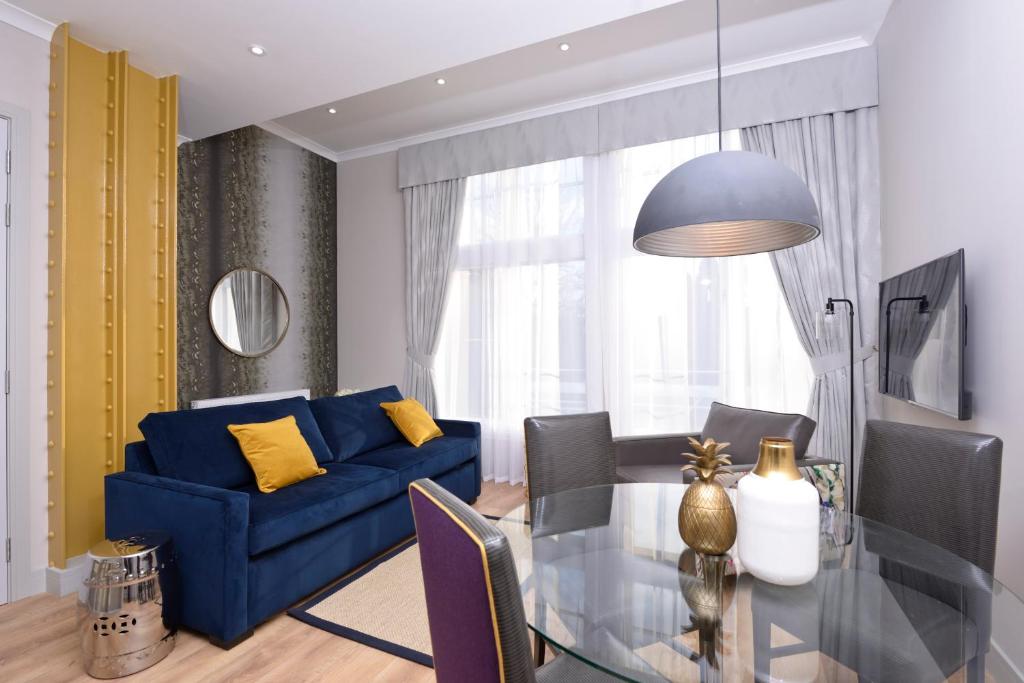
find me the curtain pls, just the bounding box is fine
[879,257,960,401]
[230,270,260,353]
[403,178,467,414]
[741,107,881,503]
[593,134,814,437]
[436,132,814,484]
[398,47,878,188]
[228,270,281,353]
[436,159,587,484]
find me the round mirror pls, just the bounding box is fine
[209,269,289,357]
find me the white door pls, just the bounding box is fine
[0,115,9,605]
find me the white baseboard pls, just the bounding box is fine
[992,638,1024,682]
[45,553,89,597]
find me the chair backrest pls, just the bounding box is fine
[409,479,536,683]
[700,401,816,465]
[523,412,617,503]
[858,419,1002,573]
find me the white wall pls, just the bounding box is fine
[337,150,407,392]
[877,0,1024,598]
[0,19,52,597]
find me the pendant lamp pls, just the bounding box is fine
[633,0,821,257]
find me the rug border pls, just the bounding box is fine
[287,513,516,668]
[287,537,433,666]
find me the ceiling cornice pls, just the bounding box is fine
[0,1,55,41]
[256,121,340,162]
[322,36,869,163]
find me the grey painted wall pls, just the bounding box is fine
[337,150,407,391]
[177,125,337,405]
[877,0,1024,600]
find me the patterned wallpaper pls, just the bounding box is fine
[177,125,337,405]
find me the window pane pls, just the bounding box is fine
[600,131,813,434]
[436,130,814,482]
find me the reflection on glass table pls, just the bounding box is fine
[494,483,1023,683]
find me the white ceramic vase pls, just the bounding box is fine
[736,438,820,586]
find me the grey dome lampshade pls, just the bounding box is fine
[633,150,821,257]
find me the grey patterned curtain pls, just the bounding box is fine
[230,270,258,353]
[741,107,880,504]
[230,270,279,354]
[880,258,959,400]
[402,178,467,413]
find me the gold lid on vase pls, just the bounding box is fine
[751,437,802,481]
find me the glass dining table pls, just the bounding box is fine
[493,483,1024,683]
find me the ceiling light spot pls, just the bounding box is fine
[327,107,337,114]
[435,77,447,86]
[249,44,266,56]
[559,42,571,52]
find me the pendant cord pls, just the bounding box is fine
[716,0,722,152]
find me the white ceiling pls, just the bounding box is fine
[4,0,891,158]
[275,0,892,159]
[6,0,682,141]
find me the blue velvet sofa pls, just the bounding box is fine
[104,386,481,648]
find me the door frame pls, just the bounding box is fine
[1,100,41,600]
[0,112,8,605]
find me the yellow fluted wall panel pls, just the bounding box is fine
[47,24,178,565]
[46,23,69,569]
[63,35,111,562]
[124,67,178,444]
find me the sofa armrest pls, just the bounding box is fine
[614,432,700,467]
[436,418,481,440]
[105,472,250,643]
[436,419,482,498]
[799,456,840,468]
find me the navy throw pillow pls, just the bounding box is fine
[309,385,405,461]
[139,396,333,489]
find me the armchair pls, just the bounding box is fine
[614,401,834,484]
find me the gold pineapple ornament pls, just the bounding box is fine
[679,437,737,555]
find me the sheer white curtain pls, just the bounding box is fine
[435,159,587,484]
[436,132,813,484]
[593,132,813,436]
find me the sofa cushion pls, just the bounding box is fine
[346,435,478,489]
[139,396,333,489]
[240,462,400,556]
[700,401,816,466]
[309,386,405,461]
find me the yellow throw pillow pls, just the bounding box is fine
[380,398,443,447]
[227,415,326,493]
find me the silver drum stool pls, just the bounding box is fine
[78,532,178,678]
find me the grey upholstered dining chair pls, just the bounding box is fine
[409,478,619,683]
[753,419,1003,683]
[523,412,617,504]
[860,419,1002,683]
[614,401,828,485]
[857,419,1002,573]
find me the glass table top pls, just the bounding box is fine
[494,483,1024,683]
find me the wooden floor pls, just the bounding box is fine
[0,481,986,682]
[0,482,527,683]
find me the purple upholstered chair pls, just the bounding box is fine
[409,478,618,683]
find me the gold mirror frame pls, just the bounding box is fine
[208,268,290,358]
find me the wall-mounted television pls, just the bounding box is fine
[878,249,970,419]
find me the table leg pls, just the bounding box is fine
[534,630,545,667]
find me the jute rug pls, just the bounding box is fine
[288,539,436,665]
[288,515,515,667]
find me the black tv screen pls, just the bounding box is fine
[878,249,969,419]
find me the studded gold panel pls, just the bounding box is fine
[47,24,178,567]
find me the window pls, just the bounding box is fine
[436,132,813,484]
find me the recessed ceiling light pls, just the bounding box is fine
[559,42,571,52]
[435,77,447,86]
[327,107,337,114]
[249,44,266,56]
